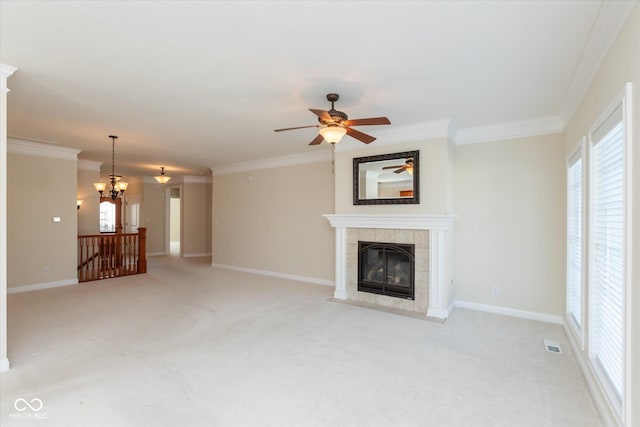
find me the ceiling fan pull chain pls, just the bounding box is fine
[331,143,336,175]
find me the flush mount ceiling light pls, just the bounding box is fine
[93,135,128,200]
[154,166,171,184]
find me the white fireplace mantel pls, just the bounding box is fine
[324,214,456,320]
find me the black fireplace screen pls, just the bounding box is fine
[358,241,415,299]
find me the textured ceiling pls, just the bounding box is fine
[0,1,633,178]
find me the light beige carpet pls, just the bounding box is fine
[1,256,600,426]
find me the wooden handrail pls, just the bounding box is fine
[78,232,141,239]
[137,227,147,274]
[77,227,147,282]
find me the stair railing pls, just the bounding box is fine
[77,227,147,282]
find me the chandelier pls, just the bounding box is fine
[93,135,128,200]
[154,166,171,184]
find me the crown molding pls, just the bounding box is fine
[8,138,81,160]
[334,119,451,152]
[183,175,211,184]
[212,113,564,174]
[0,64,18,78]
[78,159,102,171]
[211,149,332,175]
[1,63,18,93]
[452,116,564,145]
[560,0,637,124]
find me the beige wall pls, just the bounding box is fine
[335,138,454,214]
[7,151,78,289]
[212,161,334,281]
[563,4,639,425]
[182,180,211,256]
[454,133,565,315]
[77,160,101,235]
[141,180,166,255]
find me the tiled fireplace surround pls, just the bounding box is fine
[324,214,455,320]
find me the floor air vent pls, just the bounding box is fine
[544,339,563,354]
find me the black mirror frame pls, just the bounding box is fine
[353,150,420,205]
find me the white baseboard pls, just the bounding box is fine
[0,358,9,373]
[562,321,619,427]
[448,300,456,314]
[7,278,78,294]
[454,300,563,324]
[182,253,211,258]
[427,307,449,320]
[211,263,334,287]
[147,252,166,257]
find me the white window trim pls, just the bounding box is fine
[566,138,586,348]
[621,82,632,427]
[586,82,632,425]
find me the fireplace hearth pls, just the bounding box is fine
[358,241,415,299]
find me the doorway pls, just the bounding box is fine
[124,194,140,234]
[167,186,181,256]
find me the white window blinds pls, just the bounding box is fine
[590,104,624,399]
[567,154,583,332]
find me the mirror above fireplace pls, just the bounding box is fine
[353,150,420,205]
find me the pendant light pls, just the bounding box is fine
[154,167,171,184]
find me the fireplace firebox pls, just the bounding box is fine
[358,241,415,299]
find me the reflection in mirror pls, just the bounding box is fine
[353,150,419,205]
[99,201,116,232]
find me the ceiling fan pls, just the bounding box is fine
[382,158,414,174]
[274,93,391,145]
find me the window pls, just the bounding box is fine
[589,102,625,408]
[566,148,583,336]
[99,201,116,233]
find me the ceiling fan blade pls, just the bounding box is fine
[382,165,403,170]
[394,167,408,174]
[308,134,325,146]
[343,117,391,126]
[274,125,319,132]
[309,109,333,122]
[346,127,376,144]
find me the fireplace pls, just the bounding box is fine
[324,214,455,319]
[358,241,415,299]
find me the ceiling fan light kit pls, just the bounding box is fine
[318,124,347,144]
[274,93,391,146]
[383,157,414,175]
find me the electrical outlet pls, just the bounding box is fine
[492,286,500,296]
[43,266,50,274]
[528,291,535,300]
